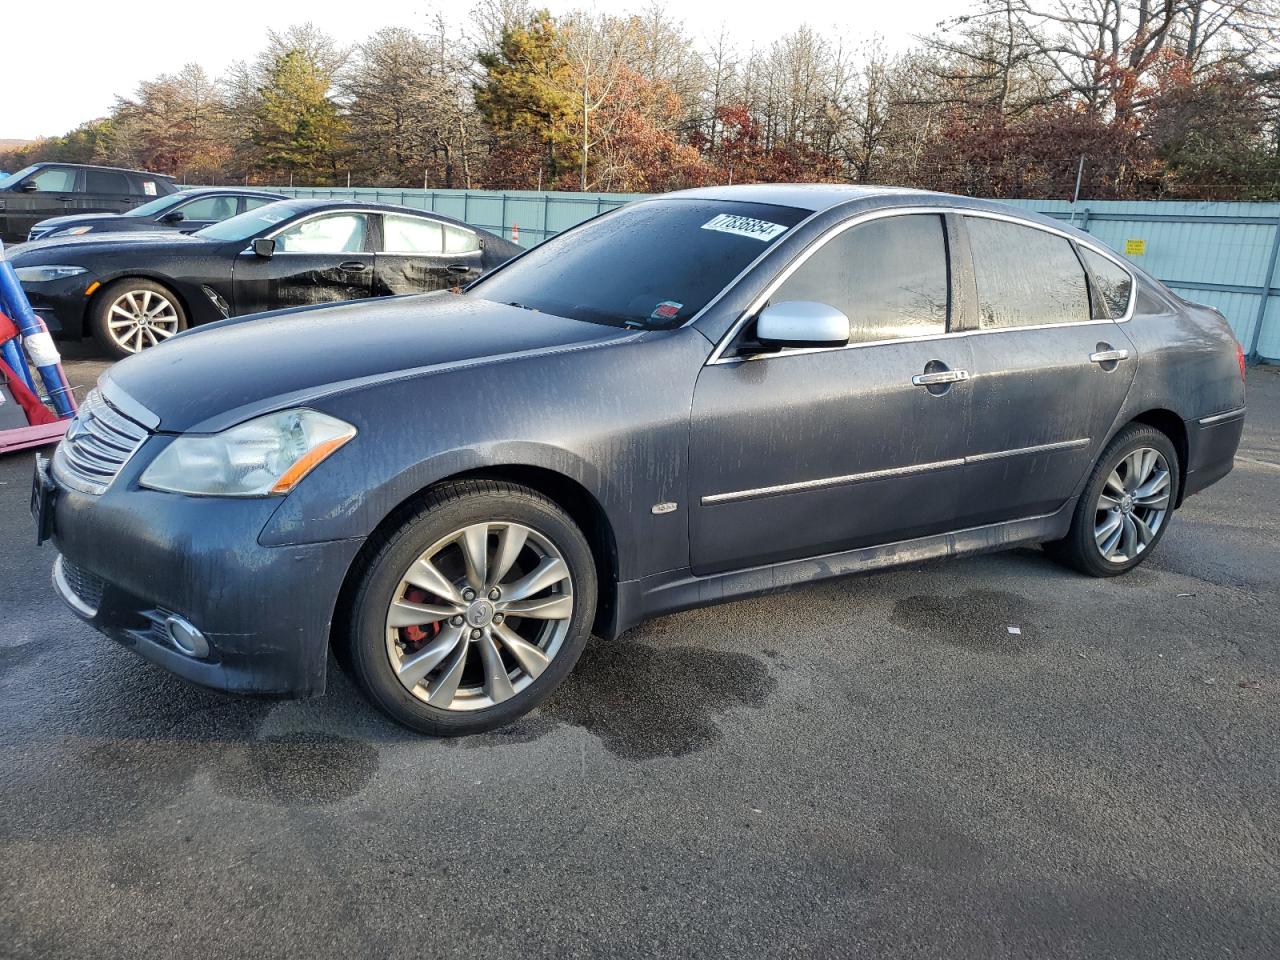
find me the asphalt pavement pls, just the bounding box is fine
[2,349,1278,960]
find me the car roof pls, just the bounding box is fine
[174,187,287,197]
[30,161,176,181]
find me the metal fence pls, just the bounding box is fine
[277,187,1280,361]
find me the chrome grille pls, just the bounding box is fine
[52,388,151,495]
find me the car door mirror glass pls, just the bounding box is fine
[253,237,276,259]
[756,301,851,348]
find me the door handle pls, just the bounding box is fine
[446,264,472,275]
[338,261,368,273]
[912,369,970,387]
[1089,348,1129,364]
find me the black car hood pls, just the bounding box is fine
[33,213,132,228]
[104,294,637,432]
[6,230,207,262]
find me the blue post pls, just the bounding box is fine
[1246,214,1280,362]
[0,242,76,418]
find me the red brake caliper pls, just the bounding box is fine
[401,587,442,649]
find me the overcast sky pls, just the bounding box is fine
[1,0,958,141]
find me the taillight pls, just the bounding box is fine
[1237,341,1247,381]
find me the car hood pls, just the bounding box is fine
[103,293,638,432]
[33,213,130,229]
[6,230,208,262]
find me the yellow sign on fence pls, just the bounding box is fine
[1125,238,1147,256]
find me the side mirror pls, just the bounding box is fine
[19,181,39,193]
[756,301,850,349]
[252,237,276,259]
[160,211,185,224]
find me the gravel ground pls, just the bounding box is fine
[1,347,1277,960]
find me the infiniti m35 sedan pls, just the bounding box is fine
[37,185,1246,735]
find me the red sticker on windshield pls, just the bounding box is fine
[651,300,682,320]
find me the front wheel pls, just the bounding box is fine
[1046,423,1180,577]
[89,278,187,360]
[343,480,597,736]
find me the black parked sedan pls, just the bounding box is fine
[26,188,287,241]
[8,199,522,358]
[0,162,178,243]
[37,185,1245,736]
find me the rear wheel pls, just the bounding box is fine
[343,480,597,736]
[1046,423,1179,577]
[90,278,186,360]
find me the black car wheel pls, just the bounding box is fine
[90,278,187,360]
[1046,423,1180,577]
[342,479,597,736]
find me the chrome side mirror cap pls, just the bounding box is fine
[756,301,850,348]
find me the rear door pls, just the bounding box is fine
[2,166,82,241]
[373,213,484,296]
[231,211,374,315]
[689,212,975,574]
[84,168,136,215]
[953,215,1137,527]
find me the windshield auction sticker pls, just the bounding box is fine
[701,214,788,242]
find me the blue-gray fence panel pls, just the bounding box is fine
[274,187,1280,360]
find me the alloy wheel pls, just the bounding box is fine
[384,521,574,711]
[106,289,180,353]
[1094,446,1171,563]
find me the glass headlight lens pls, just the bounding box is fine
[14,265,88,282]
[140,409,356,497]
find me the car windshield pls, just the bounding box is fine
[0,165,40,189]
[469,198,809,329]
[194,200,309,242]
[124,193,189,218]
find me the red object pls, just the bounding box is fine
[1237,341,1247,381]
[511,223,519,243]
[0,419,67,454]
[1,355,59,426]
[0,312,17,344]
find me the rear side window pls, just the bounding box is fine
[1079,247,1134,319]
[772,213,949,344]
[966,218,1091,328]
[444,224,480,254]
[241,196,276,213]
[26,167,77,192]
[86,170,131,194]
[383,214,444,254]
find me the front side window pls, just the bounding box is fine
[967,217,1091,328]
[770,213,949,344]
[383,214,444,254]
[470,198,809,329]
[275,213,369,254]
[175,195,238,222]
[26,167,78,192]
[1079,247,1134,319]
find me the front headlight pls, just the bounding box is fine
[49,226,94,238]
[14,265,89,283]
[140,408,356,497]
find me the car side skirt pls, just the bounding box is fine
[607,502,1077,639]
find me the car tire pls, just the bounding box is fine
[1046,423,1180,577]
[342,479,597,736]
[90,278,187,360]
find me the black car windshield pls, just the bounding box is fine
[0,165,39,189]
[124,193,189,218]
[195,200,310,242]
[469,198,809,329]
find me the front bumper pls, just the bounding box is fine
[49,474,364,698]
[21,273,97,338]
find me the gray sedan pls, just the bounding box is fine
[40,185,1246,736]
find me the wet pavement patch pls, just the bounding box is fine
[214,733,379,805]
[890,589,1038,654]
[537,639,776,760]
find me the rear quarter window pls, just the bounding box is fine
[1079,247,1134,319]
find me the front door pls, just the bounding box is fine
[232,211,374,315]
[373,213,485,296]
[952,216,1138,528]
[2,166,81,242]
[689,213,975,574]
